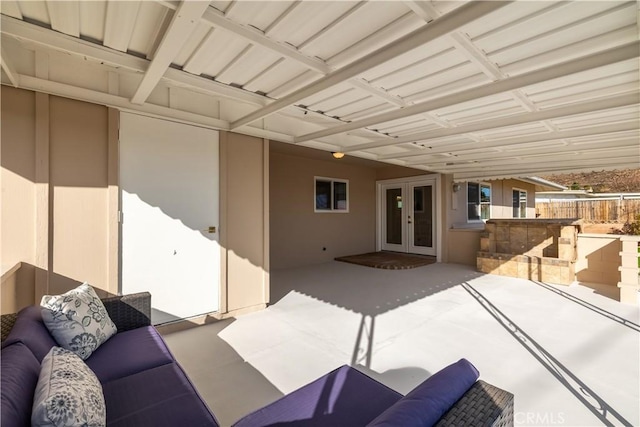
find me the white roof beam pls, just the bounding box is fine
[348,78,451,128]
[1,46,19,87]
[347,92,639,153]
[46,1,80,37]
[201,7,330,74]
[349,78,405,107]
[229,1,511,130]
[104,1,142,52]
[416,147,638,170]
[298,42,640,144]
[131,1,211,105]
[381,122,639,160]
[18,74,229,130]
[14,73,295,145]
[0,15,267,106]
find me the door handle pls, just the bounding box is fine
[204,226,217,234]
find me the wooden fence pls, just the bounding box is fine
[535,199,640,223]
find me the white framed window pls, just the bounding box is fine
[315,177,349,213]
[512,188,527,218]
[467,182,491,222]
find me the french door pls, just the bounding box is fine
[380,180,436,256]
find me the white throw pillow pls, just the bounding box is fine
[32,346,106,427]
[41,283,117,360]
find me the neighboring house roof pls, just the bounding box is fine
[518,177,568,192]
[1,1,637,178]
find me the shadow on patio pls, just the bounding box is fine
[162,262,639,426]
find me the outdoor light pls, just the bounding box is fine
[452,183,462,192]
[332,152,345,159]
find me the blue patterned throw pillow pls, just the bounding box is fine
[41,283,117,360]
[32,346,106,427]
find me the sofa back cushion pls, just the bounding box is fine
[2,305,57,361]
[1,343,41,427]
[367,359,480,427]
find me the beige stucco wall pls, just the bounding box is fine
[1,88,115,312]
[576,234,621,286]
[1,87,268,316]
[1,87,36,311]
[220,132,269,312]
[270,150,378,270]
[447,229,483,265]
[449,178,537,227]
[375,166,430,181]
[49,96,111,295]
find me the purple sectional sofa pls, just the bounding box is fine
[1,292,514,427]
[1,292,219,427]
[232,360,514,427]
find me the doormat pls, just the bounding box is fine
[335,252,437,270]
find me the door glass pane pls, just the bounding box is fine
[386,188,402,245]
[413,186,432,247]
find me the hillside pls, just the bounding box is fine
[540,169,640,193]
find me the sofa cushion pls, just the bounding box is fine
[367,359,480,427]
[41,283,118,360]
[102,362,219,427]
[233,365,402,427]
[1,343,41,427]
[32,347,106,427]
[86,326,175,383]
[1,305,57,362]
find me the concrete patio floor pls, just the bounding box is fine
[162,262,640,426]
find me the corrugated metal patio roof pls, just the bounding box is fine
[1,0,638,180]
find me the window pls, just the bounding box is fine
[513,189,527,218]
[315,177,348,212]
[467,182,491,221]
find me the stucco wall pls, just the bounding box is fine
[1,88,114,311]
[1,87,36,311]
[220,132,269,312]
[576,234,621,286]
[49,96,111,295]
[1,87,268,317]
[449,178,537,227]
[270,150,378,270]
[447,229,483,266]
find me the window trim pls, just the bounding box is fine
[466,181,492,223]
[512,187,527,218]
[314,176,349,213]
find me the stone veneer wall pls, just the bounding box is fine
[477,219,582,285]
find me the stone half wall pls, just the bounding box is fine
[477,219,582,285]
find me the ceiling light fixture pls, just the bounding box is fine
[332,152,345,159]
